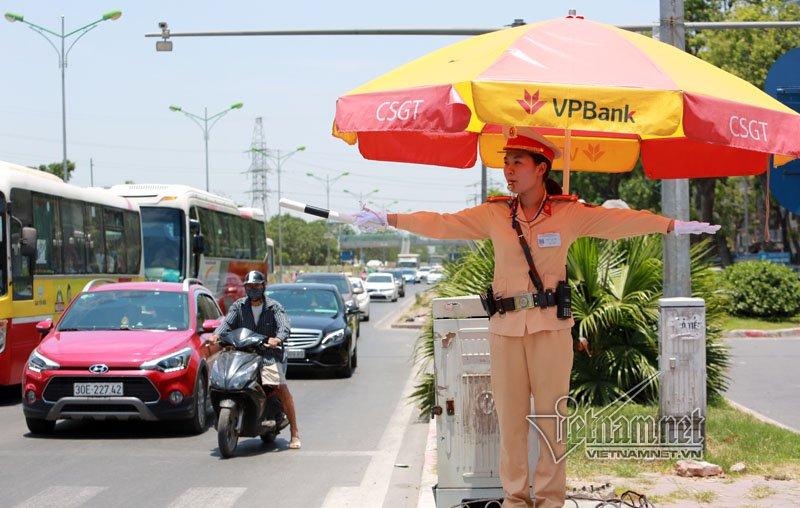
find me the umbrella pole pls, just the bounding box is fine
[562,128,572,195]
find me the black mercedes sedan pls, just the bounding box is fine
[266,283,360,378]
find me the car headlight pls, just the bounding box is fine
[321,329,346,346]
[140,347,192,373]
[28,349,60,373]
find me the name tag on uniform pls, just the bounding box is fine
[537,232,561,248]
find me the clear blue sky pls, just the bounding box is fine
[0,1,659,217]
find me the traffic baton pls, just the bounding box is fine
[279,198,355,224]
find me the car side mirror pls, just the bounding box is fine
[352,287,364,294]
[346,307,361,316]
[202,319,221,333]
[192,234,205,254]
[21,227,38,258]
[35,319,53,334]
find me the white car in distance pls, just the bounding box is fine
[426,268,444,284]
[364,273,399,302]
[348,277,371,321]
[417,266,431,283]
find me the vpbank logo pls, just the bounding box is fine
[517,89,546,115]
[582,144,605,162]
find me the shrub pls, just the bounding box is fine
[721,261,800,318]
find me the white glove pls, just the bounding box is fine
[673,220,721,235]
[342,207,388,232]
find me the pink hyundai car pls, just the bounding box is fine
[21,279,223,435]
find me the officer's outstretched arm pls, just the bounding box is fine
[387,203,493,240]
[570,202,673,240]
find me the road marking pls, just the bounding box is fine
[321,360,419,507]
[374,291,420,331]
[13,486,106,508]
[167,487,247,508]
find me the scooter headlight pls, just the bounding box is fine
[140,347,192,373]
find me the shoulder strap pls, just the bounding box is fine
[509,198,545,293]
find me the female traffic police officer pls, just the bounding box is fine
[350,128,720,508]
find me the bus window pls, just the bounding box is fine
[124,211,142,274]
[216,212,233,258]
[0,198,5,295]
[32,194,62,275]
[234,217,249,259]
[9,189,33,299]
[84,204,105,274]
[198,207,217,257]
[250,220,267,260]
[103,207,126,274]
[141,207,183,280]
[61,199,87,274]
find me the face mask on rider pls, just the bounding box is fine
[246,286,264,300]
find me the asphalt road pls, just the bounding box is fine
[0,283,431,508]
[724,336,800,432]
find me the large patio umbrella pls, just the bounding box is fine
[333,16,800,192]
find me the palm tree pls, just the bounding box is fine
[409,236,729,414]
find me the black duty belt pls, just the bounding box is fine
[495,290,557,314]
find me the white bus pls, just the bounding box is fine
[1,162,143,385]
[109,184,274,312]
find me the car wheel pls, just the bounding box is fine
[392,295,398,302]
[351,345,358,369]
[337,341,355,378]
[362,310,370,322]
[183,371,209,434]
[25,417,55,435]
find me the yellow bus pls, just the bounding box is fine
[0,162,143,386]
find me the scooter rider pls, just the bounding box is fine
[211,270,301,449]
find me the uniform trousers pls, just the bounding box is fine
[489,328,574,508]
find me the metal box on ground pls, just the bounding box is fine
[432,295,537,506]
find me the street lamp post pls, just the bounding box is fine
[307,170,349,269]
[343,188,380,208]
[168,102,243,191]
[252,146,306,280]
[5,10,122,181]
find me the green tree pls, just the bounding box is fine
[265,215,339,266]
[686,0,800,263]
[37,160,75,181]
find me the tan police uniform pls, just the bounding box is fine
[389,193,671,507]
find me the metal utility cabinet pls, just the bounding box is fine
[432,295,537,506]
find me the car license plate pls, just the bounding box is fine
[286,348,306,359]
[73,382,123,397]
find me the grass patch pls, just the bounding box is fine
[722,314,800,331]
[747,484,775,500]
[566,400,800,480]
[692,490,718,503]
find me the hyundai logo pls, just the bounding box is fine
[89,364,109,374]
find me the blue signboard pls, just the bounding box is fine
[734,252,791,265]
[765,48,800,214]
[340,250,355,262]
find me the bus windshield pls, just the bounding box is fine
[141,207,184,282]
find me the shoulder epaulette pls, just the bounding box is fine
[487,195,514,203]
[548,194,579,202]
